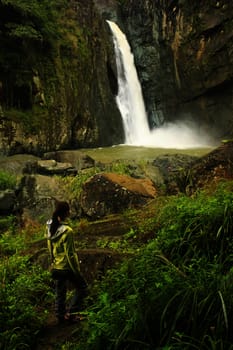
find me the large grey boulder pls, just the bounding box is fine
[17,175,70,224]
[43,150,95,171]
[23,159,77,176]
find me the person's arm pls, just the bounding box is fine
[63,227,80,274]
[47,239,53,260]
[46,222,54,263]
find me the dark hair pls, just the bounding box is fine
[50,201,70,236]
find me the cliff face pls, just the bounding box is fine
[119,0,233,137]
[0,0,232,155]
[0,0,123,155]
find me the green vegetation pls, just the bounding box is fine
[0,215,16,232]
[61,167,101,200]
[1,180,233,349]
[0,0,65,132]
[0,222,53,350]
[106,161,132,175]
[0,0,92,150]
[117,0,128,5]
[62,162,132,200]
[75,181,233,350]
[0,171,17,190]
[0,0,62,45]
[0,255,52,350]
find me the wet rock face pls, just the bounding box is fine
[0,0,124,156]
[118,0,163,128]
[0,0,232,156]
[165,0,233,137]
[119,0,233,137]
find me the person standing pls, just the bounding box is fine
[46,201,88,324]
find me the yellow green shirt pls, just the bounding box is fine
[46,221,80,275]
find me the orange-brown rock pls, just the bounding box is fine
[80,172,157,219]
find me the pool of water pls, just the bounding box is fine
[81,144,216,163]
[0,144,217,173]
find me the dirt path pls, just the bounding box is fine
[35,314,84,350]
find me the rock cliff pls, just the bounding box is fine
[118,0,233,137]
[0,0,232,155]
[0,0,124,155]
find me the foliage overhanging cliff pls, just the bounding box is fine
[0,0,123,155]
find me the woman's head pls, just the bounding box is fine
[53,201,70,221]
[50,201,70,235]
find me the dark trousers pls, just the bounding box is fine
[51,269,88,320]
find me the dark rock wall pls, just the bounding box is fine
[117,0,164,128]
[0,0,232,155]
[0,0,124,155]
[119,0,233,138]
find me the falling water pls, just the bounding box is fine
[107,20,150,145]
[107,20,215,149]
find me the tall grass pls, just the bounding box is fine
[76,181,233,350]
[0,255,52,350]
[0,171,17,190]
[0,221,53,350]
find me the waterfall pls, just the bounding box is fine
[107,20,214,149]
[107,20,150,145]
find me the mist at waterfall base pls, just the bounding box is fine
[127,120,215,149]
[107,20,215,150]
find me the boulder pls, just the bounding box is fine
[0,189,17,215]
[152,153,198,194]
[80,172,157,219]
[17,174,70,224]
[37,160,77,176]
[0,154,40,174]
[23,159,77,176]
[43,150,95,171]
[151,141,233,194]
[189,141,233,190]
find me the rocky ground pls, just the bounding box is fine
[1,141,233,348]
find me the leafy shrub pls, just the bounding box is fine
[0,171,17,190]
[61,167,101,200]
[0,255,52,350]
[0,221,46,256]
[156,182,233,267]
[0,0,61,43]
[0,230,26,255]
[62,162,131,201]
[0,215,16,233]
[107,161,132,175]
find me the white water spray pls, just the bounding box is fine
[107,20,150,144]
[107,20,214,149]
